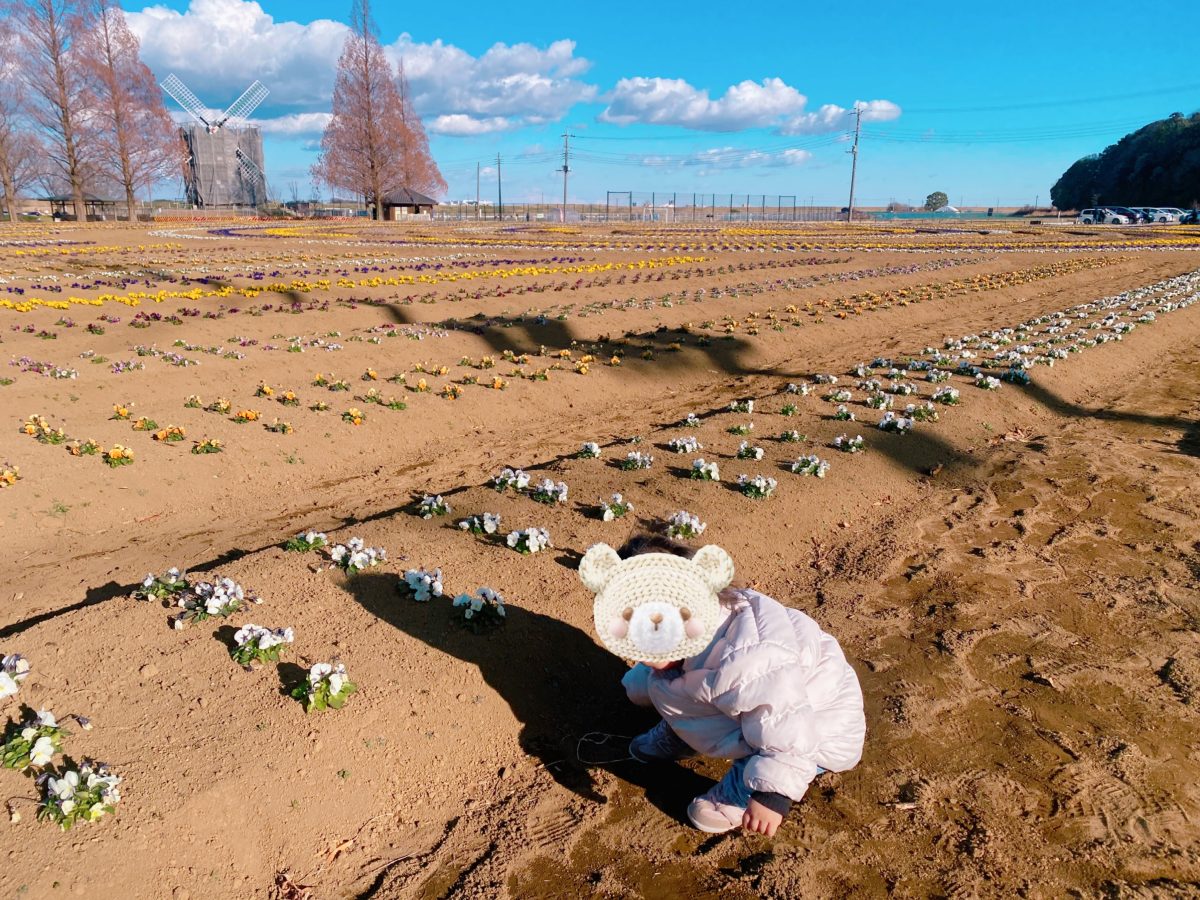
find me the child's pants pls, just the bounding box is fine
[651,721,823,809]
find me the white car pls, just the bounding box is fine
[1079,208,1129,225]
[1133,207,1178,223]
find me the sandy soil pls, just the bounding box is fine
[0,221,1198,899]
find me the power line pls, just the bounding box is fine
[903,82,1200,114]
[863,118,1155,145]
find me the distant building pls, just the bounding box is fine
[381,188,437,219]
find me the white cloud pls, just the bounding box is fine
[428,114,514,136]
[392,37,596,128]
[129,0,596,134]
[600,77,806,131]
[640,146,812,171]
[251,112,332,136]
[599,75,900,135]
[773,149,814,166]
[129,0,346,109]
[780,99,902,135]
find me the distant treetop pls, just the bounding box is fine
[1050,112,1200,210]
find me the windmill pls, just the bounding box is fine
[161,74,270,208]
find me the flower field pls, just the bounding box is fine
[1,219,1199,898]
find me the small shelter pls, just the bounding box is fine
[381,188,437,220]
[43,194,120,221]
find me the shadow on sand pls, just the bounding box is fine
[338,572,713,820]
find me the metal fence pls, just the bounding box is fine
[431,192,845,224]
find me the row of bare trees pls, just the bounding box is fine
[312,0,446,218]
[0,0,177,221]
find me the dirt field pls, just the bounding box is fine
[1,220,1198,899]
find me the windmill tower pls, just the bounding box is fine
[161,74,270,208]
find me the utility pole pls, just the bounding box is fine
[559,132,572,224]
[496,154,502,221]
[846,106,862,223]
[475,162,480,219]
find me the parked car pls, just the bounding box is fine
[1180,210,1200,225]
[1079,208,1130,225]
[1131,207,1177,223]
[1106,206,1143,224]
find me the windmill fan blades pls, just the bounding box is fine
[220,81,270,127]
[161,74,211,127]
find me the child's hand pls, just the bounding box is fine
[742,798,783,837]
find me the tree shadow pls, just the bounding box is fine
[1021,380,1199,458]
[337,572,714,815]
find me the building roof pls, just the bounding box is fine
[381,187,438,206]
[42,194,119,203]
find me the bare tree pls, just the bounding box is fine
[395,58,446,198]
[312,0,413,219]
[11,0,94,221]
[78,0,179,219]
[0,20,42,221]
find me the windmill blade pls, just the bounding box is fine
[235,148,269,203]
[161,74,211,127]
[217,81,269,128]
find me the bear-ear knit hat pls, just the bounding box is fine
[579,542,735,663]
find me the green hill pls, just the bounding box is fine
[1050,112,1200,211]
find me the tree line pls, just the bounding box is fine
[0,0,176,222]
[1050,112,1200,211]
[0,0,445,222]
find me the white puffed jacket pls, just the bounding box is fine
[621,588,865,801]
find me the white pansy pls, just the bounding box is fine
[459,512,501,534]
[418,494,452,518]
[403,567,444,602]
[531,479,569,503]
[790,455,829,477]
[736,441,764,460]
[621,451,653,470]
[737,474,777,499]
[29,736,55,767]
[833,434,865,453]
[666,511,706,539]
[506,527,551,554]
[492,467,531,491]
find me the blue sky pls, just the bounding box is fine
[126,0,1200,206]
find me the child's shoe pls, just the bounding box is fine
[686,780,747,833]
[629,720,696,762]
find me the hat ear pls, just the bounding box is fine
[579,543,621,593]
[692,545,734,592]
